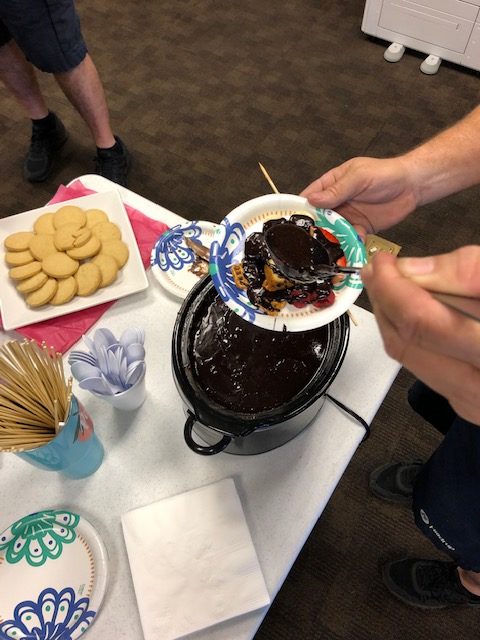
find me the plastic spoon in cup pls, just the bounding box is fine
[125,342,145,364]
[70,361,103,382]
[125,361,145,387]
[120,327,145,348]
[78,376,114,395]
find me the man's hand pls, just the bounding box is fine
[300,157,419,238]
[362,247,480,425]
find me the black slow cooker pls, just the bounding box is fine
[172,276,350,455]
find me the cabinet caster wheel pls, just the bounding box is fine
[420,55,442,74]
[384,42,405,62]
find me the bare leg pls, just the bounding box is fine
[0,40,48,119]
[54,54,115,148]
[458,567,480,596]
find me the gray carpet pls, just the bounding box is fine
[1,1,480,638]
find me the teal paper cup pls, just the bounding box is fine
[16,396,104,479]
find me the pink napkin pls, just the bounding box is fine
[0,180,169,353]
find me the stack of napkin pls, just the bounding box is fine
[121,478,270,640]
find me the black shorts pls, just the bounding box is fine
[410,382,480,571]
[0,0,87,73]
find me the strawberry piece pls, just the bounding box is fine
[319,228,339,244]
[312,291,335,308]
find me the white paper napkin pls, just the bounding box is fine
[121,478,270,640]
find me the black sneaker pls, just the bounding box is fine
[369,460,424,505]
[24,113,68,182]
[94,136,131,186]
[382,557,480,609]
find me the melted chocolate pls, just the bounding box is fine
[265,223,330,281]
[191,295,328,413]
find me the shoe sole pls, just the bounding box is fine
[24,133,69,183]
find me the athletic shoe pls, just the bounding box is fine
[24,113,68,182]
[94,136,131,186]
[382,557,480,608]
[369,460,424,505]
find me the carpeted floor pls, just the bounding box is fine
[1,1,480,638]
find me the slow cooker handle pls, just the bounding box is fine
[184,412,232,456]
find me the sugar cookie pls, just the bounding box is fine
[5,250,33,267]
[4,231,35,252]
[75,263,101,296]
[16,271,48,294]
[34,212,55,235]
[53,205,86,229]
[92,254,119,287]
[9,261,42,280]
[54,225,92,251]
[91,221,121,242]
[50,276,77,305]
[72,228,92,248]
[26,278,58,308]
[66,235,101,260]
[42,252,79,278]
[29,234,58,260]
[85,209,108,228]
[99,239,129,268]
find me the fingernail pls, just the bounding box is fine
[399,257,435,276]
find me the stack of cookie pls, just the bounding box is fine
[4,204,129,308]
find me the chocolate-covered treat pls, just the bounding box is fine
[232,215,345,315]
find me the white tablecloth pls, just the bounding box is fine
[0,176,401,640]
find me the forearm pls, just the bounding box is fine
[401,105,480,206]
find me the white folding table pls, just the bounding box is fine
[0,176,401,639]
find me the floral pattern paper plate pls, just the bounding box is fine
[0,510,108,640]
[209,193,367,332]
[150,220,219,299]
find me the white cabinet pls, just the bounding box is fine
[362,0,480,71]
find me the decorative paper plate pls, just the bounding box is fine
[209,193,367,332]
[0,509,108,639]
[0,191,149,331]
[150,220,219,299]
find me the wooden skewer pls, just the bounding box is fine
[0,339,70,451]
[11,341,55,417]
[54,399,59,434]
[258,162,279,194]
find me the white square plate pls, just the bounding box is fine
[0,190,149,330]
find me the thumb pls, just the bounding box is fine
[397,246,480,297]
[305,177,357,209]
[302,164,362,209]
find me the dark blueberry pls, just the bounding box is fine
[262,217,287,232]
[244,232,269,261]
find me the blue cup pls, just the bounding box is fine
[16,396,104,479]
